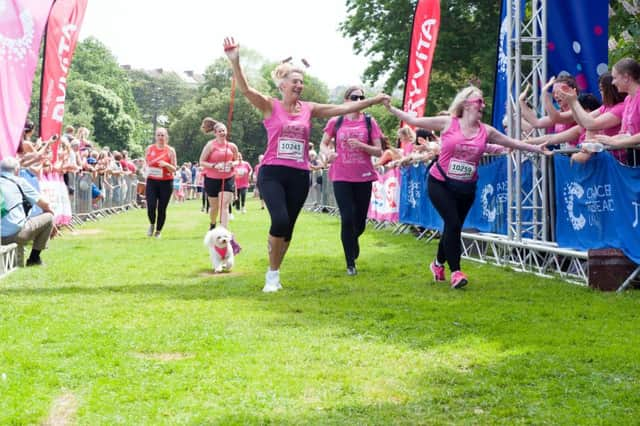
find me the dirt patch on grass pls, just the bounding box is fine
[131,352,195,362]
[42,392,78,426]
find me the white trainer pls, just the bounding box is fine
[146,225,154,237]
[229,213,235,221]
[263,270,281,292]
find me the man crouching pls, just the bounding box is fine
[0,157,54,267]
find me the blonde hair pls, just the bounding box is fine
[396,126,416,142]
[448,86,483,118]
[76,127,90,140]
[271,62,304,91]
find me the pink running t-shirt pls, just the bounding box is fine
[234,161,252,189]
[262,99,312,170]
[203,141,237,179]
[621,91,640,135]
[430,117,488,183]
[324,114,382,182]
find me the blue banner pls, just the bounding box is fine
[398,157,536,235]
[547,0,608,98]
[554,153,640,264]
[465,157,509,234]
[491,0,526,133]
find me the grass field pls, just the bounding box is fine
[1,198,639,425]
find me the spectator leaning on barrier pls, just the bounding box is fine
[0,157,55,267]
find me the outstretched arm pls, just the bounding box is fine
[223,37,272,115]
[487,126,552,155]
[519,84,553,128]
[383,100,449,132]
[595,132,640,148]
[311,94,386,119]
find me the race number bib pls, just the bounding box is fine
[277,138,305,162]
[447,159,476,181]
[147,167,163,178]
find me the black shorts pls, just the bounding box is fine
[204,176,235,197]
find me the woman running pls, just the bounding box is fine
[144,127,177,238]
[223,36,386,292]
[320,86,383,275]
[199,118,238,230]
[383,87,551,288]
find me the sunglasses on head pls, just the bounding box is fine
[349,94,365,101]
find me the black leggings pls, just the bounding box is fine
[258,165,310,241]
[333,181,372,268]
[234,188,247,210]
[146,179,173,231]
[427,176,475,272]
[202,190,209,210]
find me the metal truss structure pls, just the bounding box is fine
[458,0,592,284]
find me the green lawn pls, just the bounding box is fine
[1,198,639,425]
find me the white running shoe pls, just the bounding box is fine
[241,208,247,214]
[229,213,235,221]
[147,225,154,237]
[263,270,281,292]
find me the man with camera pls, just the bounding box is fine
[0,157,54,267]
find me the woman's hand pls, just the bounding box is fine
[157,160,170,168]
[346,138,365,151]
[555,87,578,104]
[223,37,239,62]
[542,76,556,92]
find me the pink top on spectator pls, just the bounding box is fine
[401,141,414,155]
[203,140,237,179]
[554,121,578,146]
[621,91,640,135]
[598,102,627,163]
[430,117,488,183]
[234,161,252,189]
[262,99,312,170]
[324,114,382,182]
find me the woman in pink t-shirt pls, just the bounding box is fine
[223,37,386,292]
[198,117,238,230]
[383,86,551,289]
[519,75,579,144]
[546,72,628,163]
[320,86,383,275]
[594,58,640,165]
[233,152,252,214]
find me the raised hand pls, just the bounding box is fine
[542,76,556,92]
[223,37,239,62]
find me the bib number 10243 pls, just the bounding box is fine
[277,138,305,162]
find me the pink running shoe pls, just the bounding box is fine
[450,271,468,289]
[430,261,446,282]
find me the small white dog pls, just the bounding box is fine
[203,226,235,273]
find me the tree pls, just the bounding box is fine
[339,0,500,118]
[609,0,640,64]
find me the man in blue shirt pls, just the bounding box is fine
[0,157,54,267]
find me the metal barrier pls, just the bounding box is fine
[0,171,140,276]
[306,151,640,286]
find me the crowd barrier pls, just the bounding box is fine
[1,170,140,275]
[306,151,640,287]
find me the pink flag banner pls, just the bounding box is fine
[368,167,400,223]
[0,0,54,160]
[40,0,88,155]
[39,172,72,225]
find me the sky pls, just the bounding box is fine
[79,0,371,88]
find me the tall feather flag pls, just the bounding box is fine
[401,0,440,127]
[40,0,88,162]
[0,0,54,160]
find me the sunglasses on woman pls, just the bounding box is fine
[466,98,485,108]
[349,94,365,101]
